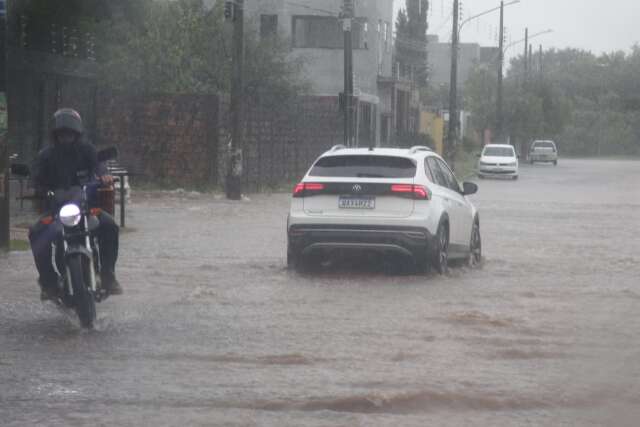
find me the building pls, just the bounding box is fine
[244,0,407,147]
[426,34,498,90]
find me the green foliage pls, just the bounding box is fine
[96,0,308,106]
[395,1,429,89]
[463,46,640,156]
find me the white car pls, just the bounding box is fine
[478,144,519,180]
[529,140,558,165]
[287,146,481,274]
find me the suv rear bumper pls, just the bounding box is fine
[288,224,435,260]
[529,154,557,161]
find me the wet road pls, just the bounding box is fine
[1,158,640,426]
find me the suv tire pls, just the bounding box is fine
[432,222,449,275]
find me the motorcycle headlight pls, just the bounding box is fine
[59,204,82,227]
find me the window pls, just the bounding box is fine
[309,156,417,178]
[436,158,461,192]
[292,16,368,49]
[384,22,390,52]
[260,14,278,39]
[483,146,515,157]
[532,141,556,150]
[424,159,435,182]
[426,157,447,188]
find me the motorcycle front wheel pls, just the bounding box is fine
[67,255,96,329]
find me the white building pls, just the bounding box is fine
[243,0,405,146]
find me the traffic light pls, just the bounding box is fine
[224,1,234,21]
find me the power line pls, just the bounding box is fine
[284,1,337,16]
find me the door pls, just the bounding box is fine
[435,158,473,250]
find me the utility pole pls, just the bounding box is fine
[226,0,244,200]
[447,0,459,167]
[523,27,528,83]
[495,0,504,142]
[528,44,533,77]
[343,0,354,147]
[0,0,9,249]
[539,44,543,79]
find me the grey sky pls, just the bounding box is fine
[394,0,640,59]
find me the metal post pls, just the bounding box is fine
[496,1,504,141]
[0,5,9,249]
[226,0,244,200]
[447,0,460,167]
[119,176,125,228]
[343,0,354,147]
[523,27,528,83]
[539,44,543,79]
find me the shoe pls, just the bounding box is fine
[101,272,123,295]
[39,277,61,302]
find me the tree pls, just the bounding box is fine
[395,1,429,88]
[96,0,308,107]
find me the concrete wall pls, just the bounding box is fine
[427,36,487,89]
[245,0,393,98]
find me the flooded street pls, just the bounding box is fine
[1,158,640,426]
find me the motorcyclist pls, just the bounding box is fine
[28,108,123,300]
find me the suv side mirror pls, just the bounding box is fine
[462,182,478,196]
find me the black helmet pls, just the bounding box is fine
[51,108,84,137]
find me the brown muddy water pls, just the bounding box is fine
[1,159,639,426]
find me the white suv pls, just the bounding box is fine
[287,146,481,274]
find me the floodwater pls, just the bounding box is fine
[1,159,639,426]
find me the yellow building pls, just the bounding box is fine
[419,111,444,155]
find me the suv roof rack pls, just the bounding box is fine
[329,144,347,152]
[408,146,433,154]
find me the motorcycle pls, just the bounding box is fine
[12,146,119,329]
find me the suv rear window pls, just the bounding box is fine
[533,141,556,148]
[309,155,417,178]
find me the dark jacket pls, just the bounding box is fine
[32,142,104,193]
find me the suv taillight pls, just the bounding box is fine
[390,184,431,200]
[293,182,325,197]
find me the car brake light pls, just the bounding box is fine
[391,184,430,200]
[293,182,325,197]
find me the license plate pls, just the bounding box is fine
[339,196,375,210]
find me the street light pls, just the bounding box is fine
[458,0,521,37]
[503,29,553,55]
[447,0,520,167]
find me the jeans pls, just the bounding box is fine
[29,211,119,288]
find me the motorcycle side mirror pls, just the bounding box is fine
[11,163,30,177]
[97,146,118,163]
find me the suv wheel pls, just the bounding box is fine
[287,244,301,270]
[468,221,482,268]
[432,223,449,275]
